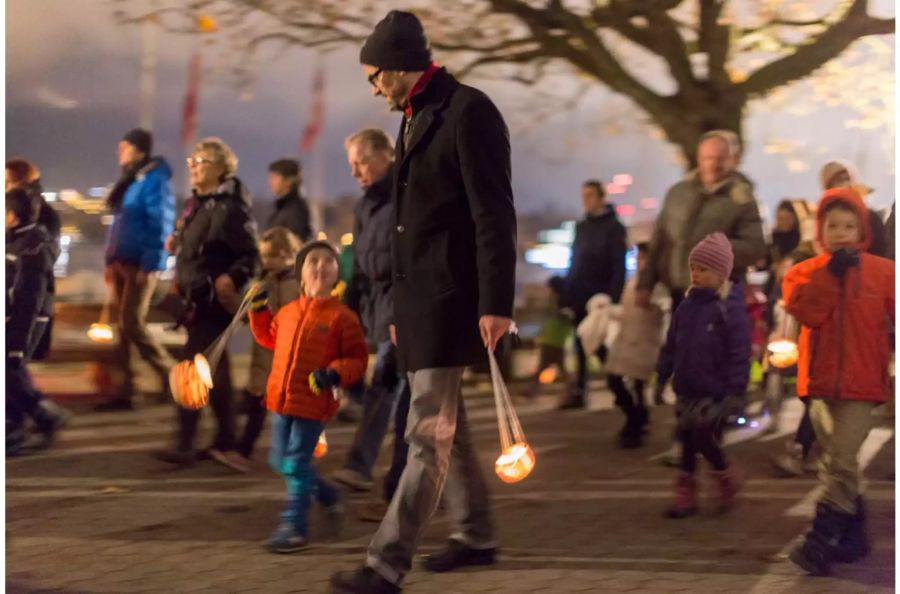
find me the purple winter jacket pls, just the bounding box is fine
[656,283,751,400]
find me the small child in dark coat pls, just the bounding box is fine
[656,232,751,518]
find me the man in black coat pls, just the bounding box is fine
[266,158,313,242]
[332,129,411,521]
[557,180,627,410]
[331,10,517,594]
[6,189,70,455]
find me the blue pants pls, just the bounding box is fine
[269,413,338,536]
[346,341,407,481]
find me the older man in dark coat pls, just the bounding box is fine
[330,10,517,594]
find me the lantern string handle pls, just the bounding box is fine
[202,282,264,372]
[488,349,527,450]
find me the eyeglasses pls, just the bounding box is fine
[367,68,383,87]
[186,156,215,167]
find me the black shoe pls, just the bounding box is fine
[329,567,399,594]
[31,402,73,450]
[422,539,496,573]
[636,407,649,432]
[94,398,134,412]
[151,449,195,467]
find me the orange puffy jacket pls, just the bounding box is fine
[249,295,368,421]
[782,187,895,402]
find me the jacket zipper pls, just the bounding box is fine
[833,280,846,398]
[279,307,306,410]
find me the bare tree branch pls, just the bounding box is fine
[739,0,895,98]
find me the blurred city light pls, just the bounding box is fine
[613,174,633,187]
[41,191,57,203]
[524,243,571,270]
[317,231,328,241]
[606,183,627,195]
[340,233,353,246]
[616,204,636,217]
[640,198,658,209]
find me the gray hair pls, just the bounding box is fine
[700,129,741,158]
[344,128,394,158]
[194,136,239,178]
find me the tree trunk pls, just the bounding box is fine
[654,91,746,170]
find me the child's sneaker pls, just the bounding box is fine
[264,524,307,554]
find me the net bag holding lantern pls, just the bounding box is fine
[168,282,264,409]
[488,348,536,484]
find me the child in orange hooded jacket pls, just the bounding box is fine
[782,187,894,576]
[249,240,368,554]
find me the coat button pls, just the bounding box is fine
[395,273,406,281]
[397,225,405,233]
[399,180,408,189]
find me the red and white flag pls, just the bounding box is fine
[299,65,325,154]
[180,50,201,147]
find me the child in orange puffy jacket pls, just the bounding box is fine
[783,187,894,576]
[249,240,368,554]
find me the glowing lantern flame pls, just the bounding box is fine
[494,442,536,484]
[169,354,213,409]
[538,366,558,385]
[314,432,328,459]
[87,323,115,344]
[767,339,799,369]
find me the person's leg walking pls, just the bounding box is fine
[365,368,464,586]
[118,264,176,380]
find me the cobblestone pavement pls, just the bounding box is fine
[6,374,895,593]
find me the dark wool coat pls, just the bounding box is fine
[6,223,59,358]
[390,68,517,372]
[344,170,395,345]
[562,204,627,318]
[267,186,313,243]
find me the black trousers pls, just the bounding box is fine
[679,422,727,472]
[176,305,235,453]
[238,391,267,458]
[608,374,646,418]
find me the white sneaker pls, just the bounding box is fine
[209,449,251,473]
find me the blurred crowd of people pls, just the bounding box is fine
[5,8,896,593]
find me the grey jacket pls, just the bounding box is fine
[638,171,765,291]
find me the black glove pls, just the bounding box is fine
[250,288,269,313]
[827,247,860,280]
[309,368,341,394]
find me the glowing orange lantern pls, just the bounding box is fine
[768,339,799,369]
[495,442,536,483]
[538,366,558,385]
[169,354,213,409]
[87,323,115,344]
[314,432,328,459]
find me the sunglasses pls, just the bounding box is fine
[186,156,215,167]
[367,68,383,87]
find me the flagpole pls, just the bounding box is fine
[139,13,159,130]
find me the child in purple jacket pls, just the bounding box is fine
[656,232,751,519]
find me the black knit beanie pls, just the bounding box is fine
[122,128,153,155]
[360,10,432,71]
[295,240,340,283]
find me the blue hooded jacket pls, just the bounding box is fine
[105,157,176,272]
[656,282,751,400]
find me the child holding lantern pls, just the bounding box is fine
[249,240,369,553]
[656,232,750,519]
[783,187,894,576]
[235,227,303,468]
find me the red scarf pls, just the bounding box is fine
[404,62,441,118]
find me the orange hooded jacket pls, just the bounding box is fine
[249,295,368,421]
[782,187,894,402]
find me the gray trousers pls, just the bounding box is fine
[366,367,495,585]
